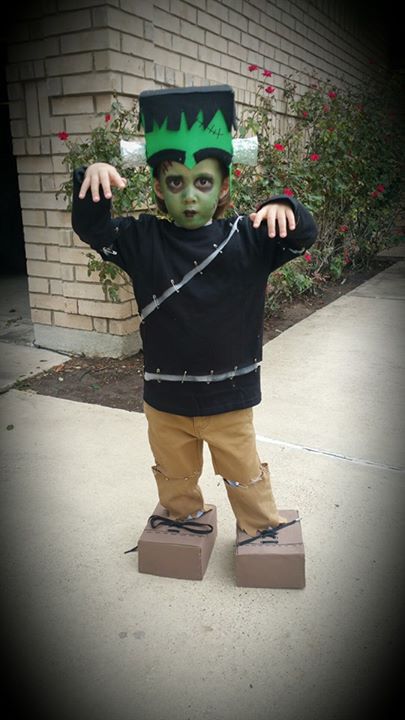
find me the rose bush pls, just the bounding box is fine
[58,69,404,311]
[233,67,404,312]
[57,99,153,301]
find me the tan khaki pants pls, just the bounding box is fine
[144,402,286,536]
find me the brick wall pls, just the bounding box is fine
[5,0,389,357]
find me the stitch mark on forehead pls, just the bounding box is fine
[210,125,224,138]
[197,118,224,139]
[160,160,174,175]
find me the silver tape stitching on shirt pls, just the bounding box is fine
[139,215,242,321]
[144,361,260,383]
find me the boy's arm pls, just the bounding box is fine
[71,164,137,273]
[72,165,121,251]
[250,195,318,253]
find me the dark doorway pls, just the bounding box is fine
[0,42,26,275]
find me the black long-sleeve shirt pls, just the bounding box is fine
[72,168,318,416]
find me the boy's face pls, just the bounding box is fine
[154,158,229,229]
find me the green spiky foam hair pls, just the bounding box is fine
[138,85,237,176]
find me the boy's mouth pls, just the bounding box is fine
[184,210,197,218]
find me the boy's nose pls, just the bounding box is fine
[182,184,197,202]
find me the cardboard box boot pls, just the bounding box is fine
[138,503,217,580]
[235,509,305,588]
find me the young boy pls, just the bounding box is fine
[72,85,317,539]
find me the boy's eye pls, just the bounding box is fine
[165,176,183,191]
[195,176,214,190]
[164,174,214,192]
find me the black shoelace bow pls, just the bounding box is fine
[236,517,301,547]
[124,514,214,554]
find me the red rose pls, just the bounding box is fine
[328,91,337,99]
[58,131,69,141]
[339,225,349,233]
[304,252,312,262]
[302,111,309,118]
[233,168,242,178]
[105,113,112,122]
[248,64,259,71]
[265,85,275,94]
[371,184,385,198]
[274,143,285,151]
[309,153,320,161]
[262,69,272,77]
[283,187,294,197]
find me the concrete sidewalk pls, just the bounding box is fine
[1,261,404,720]
[0,274,70,393]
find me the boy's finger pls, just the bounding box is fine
[99,170,112,199]
[277,211,287,237]
[286,207,296,229]
[78,176,90,199]
[90,174,101,202]
[112,171,127,189]
[267,221,276,237]
[266,209,277,237]
[252,210,264,228]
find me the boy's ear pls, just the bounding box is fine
[219,175,230,199]
[153,178,164,200]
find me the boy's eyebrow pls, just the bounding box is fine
[164,173,215,181]
[164,174,184,182]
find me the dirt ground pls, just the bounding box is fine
[16,257,395,413]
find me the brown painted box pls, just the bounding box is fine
[138,503,217,580]
[235,509,305,589]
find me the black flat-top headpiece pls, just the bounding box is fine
[138,84,237,133]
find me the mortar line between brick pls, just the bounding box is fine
[255,434,405,474]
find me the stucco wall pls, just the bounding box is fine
[5,0,389,357]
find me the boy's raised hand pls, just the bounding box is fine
[249,202,296,239]
[78,162,127,202]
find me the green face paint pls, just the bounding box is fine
[157,158,225,229]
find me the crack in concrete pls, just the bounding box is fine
[255,434,405,473]
[349,293,405,300]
